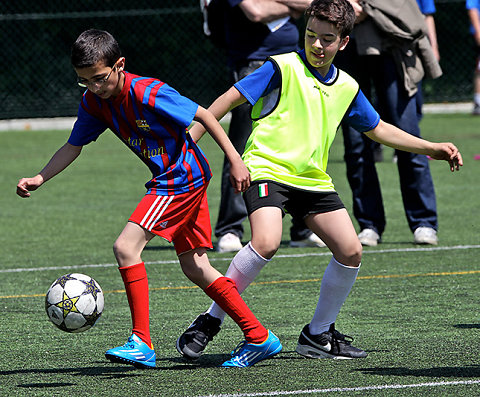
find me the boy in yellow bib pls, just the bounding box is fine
[177,0,463,362]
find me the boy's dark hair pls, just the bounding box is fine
[71,29,121,68]
[305,0,356,38]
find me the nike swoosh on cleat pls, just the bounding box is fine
[304,333,331,352]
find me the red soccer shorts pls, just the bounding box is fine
[129,185,213,255]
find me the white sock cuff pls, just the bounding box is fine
[229,241,270,278]
[247,241,271,261]
[332,256,361,271]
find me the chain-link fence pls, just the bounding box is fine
[0,0,476,120]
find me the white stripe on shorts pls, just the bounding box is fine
[140,195,174,231]
[140,196,166,228]
[148,195,174,230]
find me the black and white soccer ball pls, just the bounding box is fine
[45,273,104,333]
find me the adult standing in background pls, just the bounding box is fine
[466,0,480,115]
[202,0,323,253]
[335,0,442,247]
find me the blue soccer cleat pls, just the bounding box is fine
[105,334,156,369]
[221,330,282,368]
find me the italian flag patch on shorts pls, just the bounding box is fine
[258,183,269,198]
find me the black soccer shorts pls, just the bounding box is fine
[243,180,345,219]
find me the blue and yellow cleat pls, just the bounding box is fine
[221,330,282,368]
[105,334,156,369]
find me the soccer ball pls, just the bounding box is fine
[45,273,104,333]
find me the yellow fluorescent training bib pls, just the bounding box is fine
[243,52,359,192]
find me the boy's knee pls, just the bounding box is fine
[337,242,362,267]
[113,238,129,262]
[251,240,279,259]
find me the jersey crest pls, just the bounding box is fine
[136,119,151,132]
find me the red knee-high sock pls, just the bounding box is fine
[119,262,152,348]
[204,277,268,344]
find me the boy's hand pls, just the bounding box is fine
[16,175,44,198]
[229,158,251,193]
[429,142,463,172]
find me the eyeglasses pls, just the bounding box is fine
[77,64,117,88]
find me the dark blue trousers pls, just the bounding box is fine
[336,48,437,236]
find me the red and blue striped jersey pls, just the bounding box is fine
[69,72,212,195]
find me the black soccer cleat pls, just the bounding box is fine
[176,313,221,360]
[296,323,367,359]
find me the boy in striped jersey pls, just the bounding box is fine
[16,29,281,368]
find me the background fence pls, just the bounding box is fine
[0,0,476,120]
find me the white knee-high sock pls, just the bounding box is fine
[206,242,270,323]
[309,256,360,335]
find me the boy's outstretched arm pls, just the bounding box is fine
[193,104,250,193]
[189,86,247,143]
[16,143,82,198]
[365,120,463,172]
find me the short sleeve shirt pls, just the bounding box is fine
[234,50,380,132]
[69,72,212,195]
[416,0,436,14]
[466,0,480,34]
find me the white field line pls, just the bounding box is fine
[195,379,480,397]
[1,244,480,274]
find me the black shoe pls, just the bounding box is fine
[296,323,367,359]
[176,313,221,359]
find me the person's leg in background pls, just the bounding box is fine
[342,123,386,246]
[215,61,260,253]
[215,98,251,252]
[336,42,385,246]
[373,54,438,244]
[473,47,480,115]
